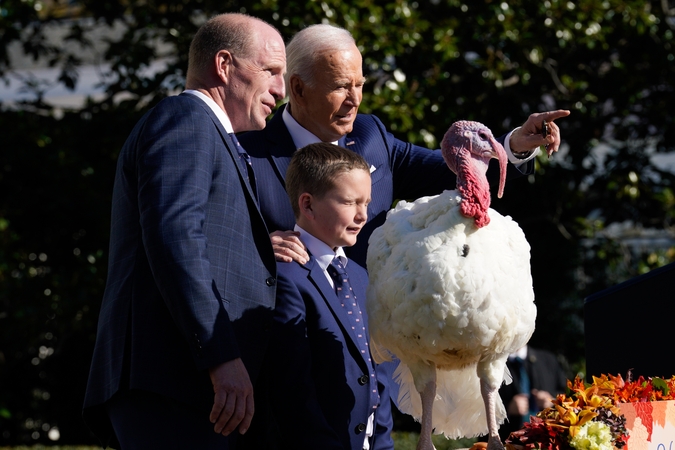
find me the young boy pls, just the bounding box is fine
[264,142,393,449]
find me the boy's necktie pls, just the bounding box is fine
[327,256,380,410]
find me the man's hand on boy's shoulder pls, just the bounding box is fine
[271,230,309,264]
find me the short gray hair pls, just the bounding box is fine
[188,13,258,78]
[285,24,357,89]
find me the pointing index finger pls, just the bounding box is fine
[540,109,571,123]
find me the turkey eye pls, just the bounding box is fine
[478,131,489,141]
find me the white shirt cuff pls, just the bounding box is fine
[505,127,540,166]
[363,412,374,449]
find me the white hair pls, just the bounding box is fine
[285,24,357,89]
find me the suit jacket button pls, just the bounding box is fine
[266,277,276,286]
[358,375,369,385]
[355,423,367,434]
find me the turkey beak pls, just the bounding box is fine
[491,138,507,198]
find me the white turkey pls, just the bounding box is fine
[366,120,537,450]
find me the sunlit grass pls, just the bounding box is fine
[392,432,477,450]
[0,434,477,450]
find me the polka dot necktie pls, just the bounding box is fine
[327,256,380,409]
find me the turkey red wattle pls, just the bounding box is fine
[440,121,508,228]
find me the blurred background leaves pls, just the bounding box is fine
[1,0,674,444]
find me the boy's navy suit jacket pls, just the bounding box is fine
[266,255,394,450]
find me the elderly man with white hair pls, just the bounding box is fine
[239,23,569,269]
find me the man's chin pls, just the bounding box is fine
[332,124,354,139]
[252,117,268,131]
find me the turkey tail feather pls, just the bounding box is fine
[393,363,508,438]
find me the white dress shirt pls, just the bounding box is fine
[282,105,338,147]
[183,90,234,133]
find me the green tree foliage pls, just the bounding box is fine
[1,0,674,444]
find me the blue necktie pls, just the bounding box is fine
[228,132,257,200]
[327,256,380,410]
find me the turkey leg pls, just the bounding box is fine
[481,378,505,450]
[416,365,437,450]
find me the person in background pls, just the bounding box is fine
[83,13,285,449]
[498,345,569,440]
[263,142,393,450]
[238,23,570,268]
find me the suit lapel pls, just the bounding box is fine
[341,134,358,152]
[180,93,259,204]
[305,258,370,369]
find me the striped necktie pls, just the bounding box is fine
[228,132,257,200]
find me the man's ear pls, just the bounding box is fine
[289,75,306,104]
[298,192,314,220]
[215,50,233,83]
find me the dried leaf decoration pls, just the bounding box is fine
[505,373,675,450]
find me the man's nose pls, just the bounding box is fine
[271,75,285,100]
[346,87,361,106]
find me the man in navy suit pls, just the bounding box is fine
[498,345,568,440]
[238,24,570,268]
[265,142,393,449]
[83,13,285,449]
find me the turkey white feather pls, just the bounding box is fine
[367,121,536,450]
